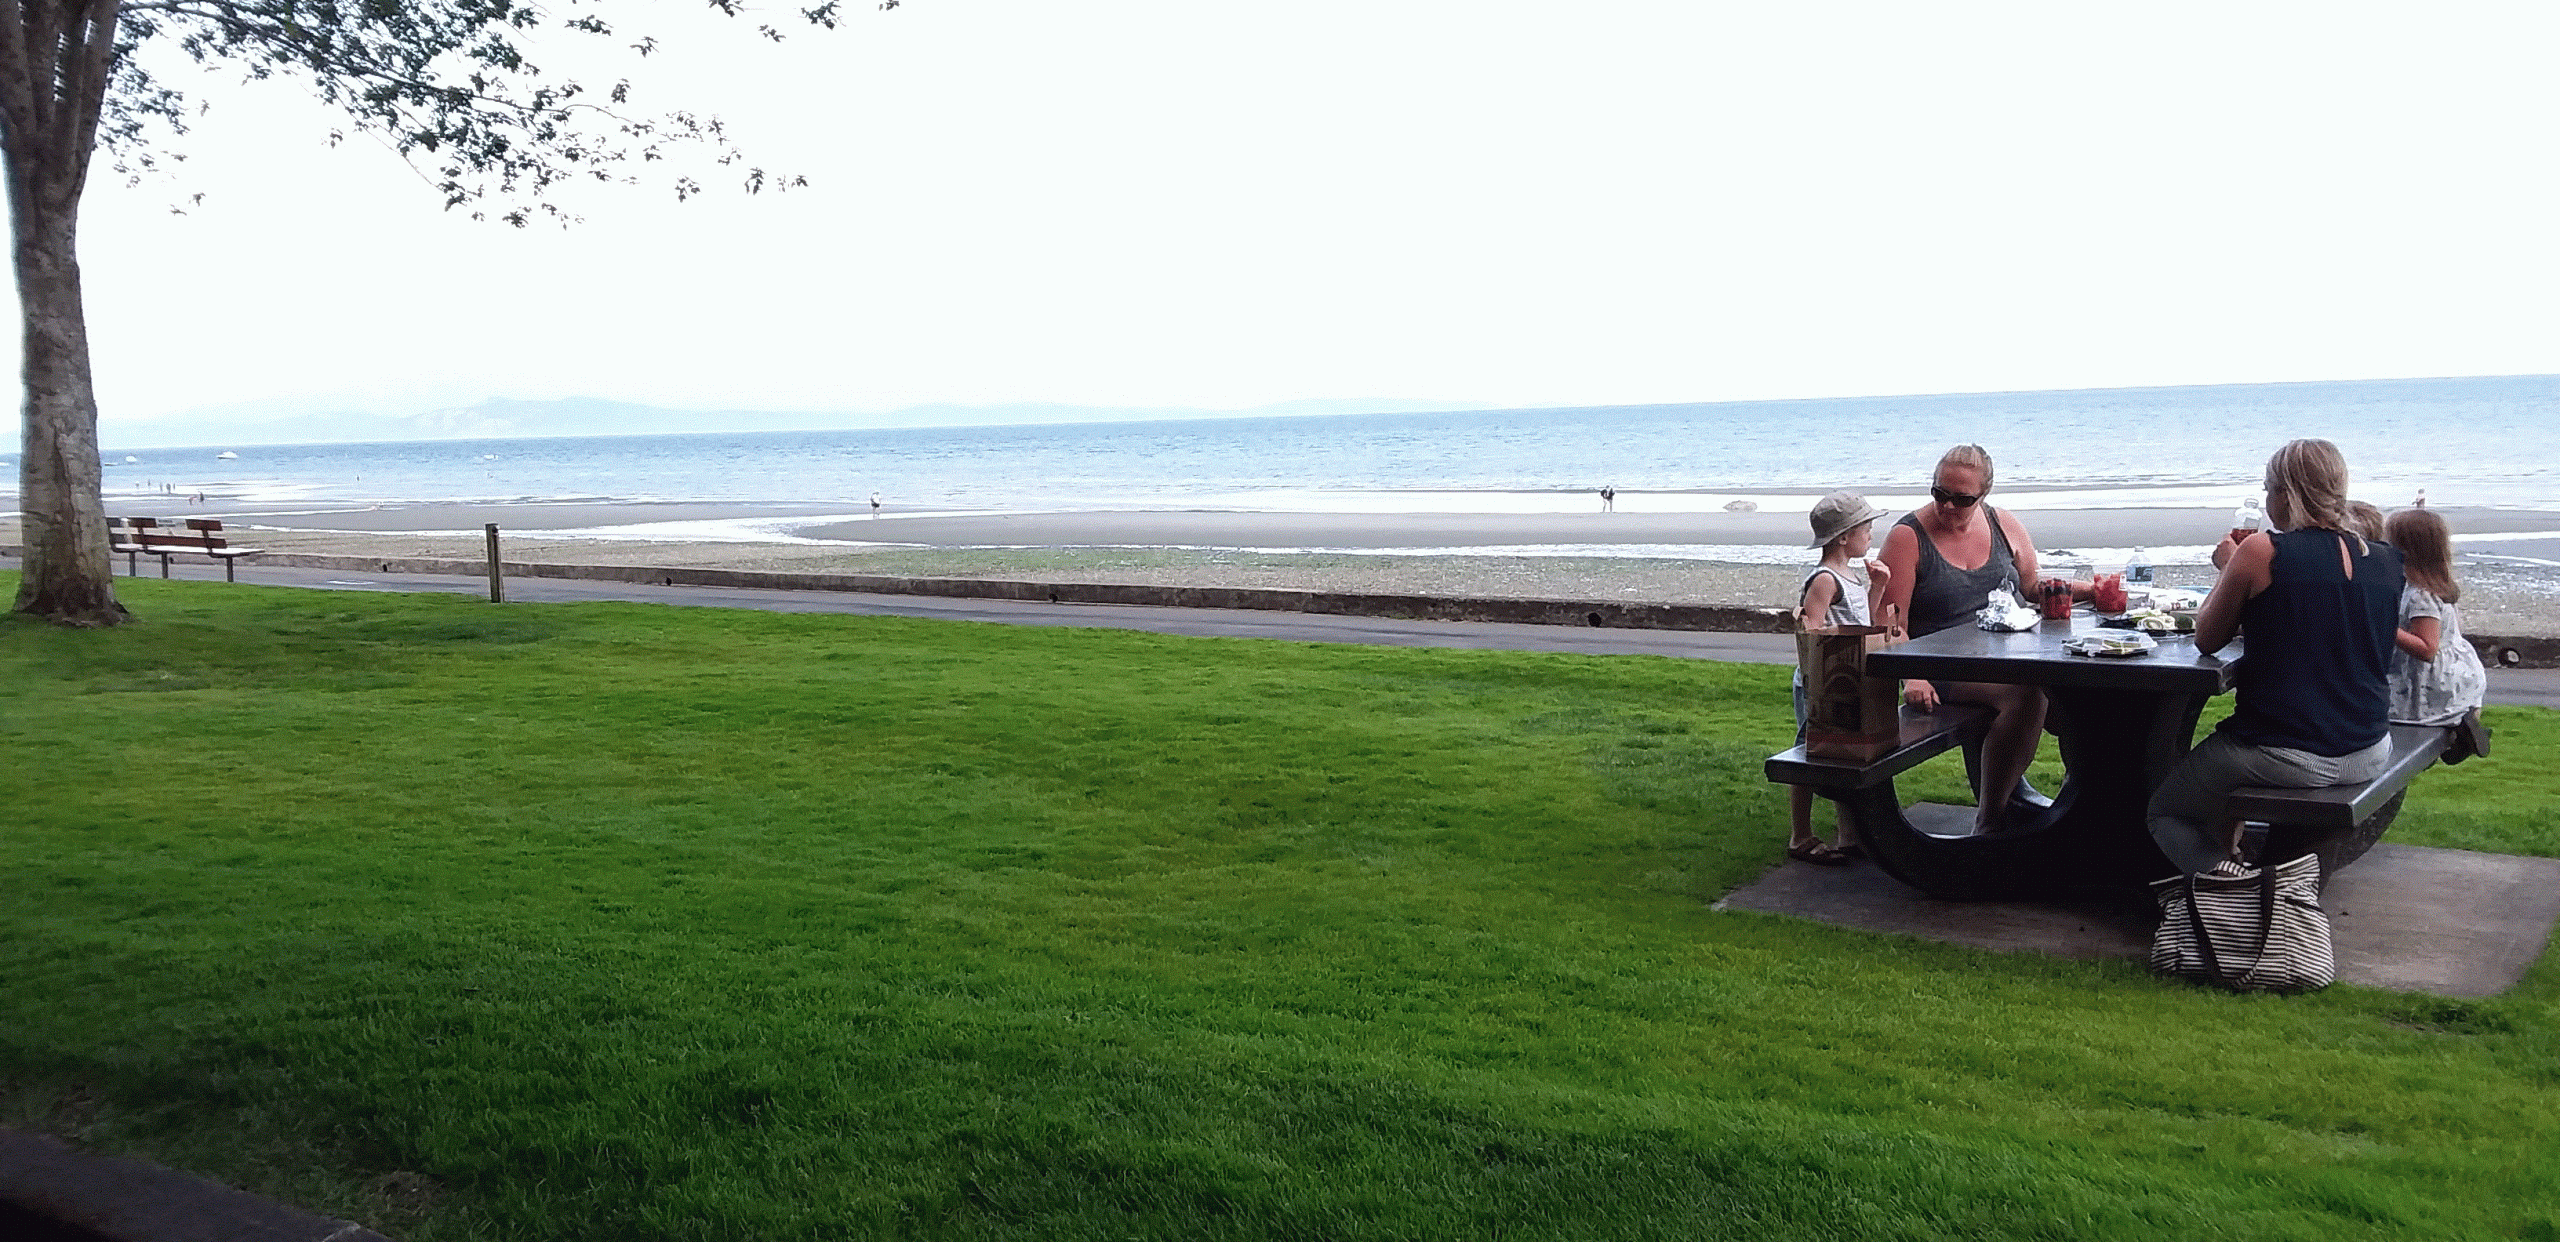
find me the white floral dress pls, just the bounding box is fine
[2389,586,2486,726]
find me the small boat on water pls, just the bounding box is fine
[215,451,237,459]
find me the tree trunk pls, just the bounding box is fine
[3,0,128,625]
[13,199,122,624]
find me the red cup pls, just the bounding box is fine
[2093,573,2127,614]
[2039,578,2073,621]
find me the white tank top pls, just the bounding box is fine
[1799,567,1870,628]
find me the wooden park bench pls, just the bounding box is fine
[126,517,265,582]
[2234,722,2452,881]
[106,516,149,576]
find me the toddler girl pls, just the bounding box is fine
[2383,507,2487,745]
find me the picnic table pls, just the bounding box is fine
[1768,612,2447,900]
[1850,615,2237,898]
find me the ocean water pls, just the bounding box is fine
[76,375,2560,509]
[40,374,2560,565]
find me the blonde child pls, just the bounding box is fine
[2383,507,2488,746]
[1788,491,1896,865]
[2345,500,2387,542]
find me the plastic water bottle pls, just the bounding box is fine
[2231,496,2265,543]
[2125,548,2154,586]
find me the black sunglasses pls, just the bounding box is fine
[1930,485,1983,508]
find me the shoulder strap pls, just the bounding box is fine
[1895,512,1945,573]
[2180,864,2283,990]
[1984,505,2017,564]
[2181,874,2225,985]
[2245,863,2279,987]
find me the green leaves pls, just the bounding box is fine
[106,0,873,221]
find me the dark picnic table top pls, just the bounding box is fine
[1867,612,2241,697]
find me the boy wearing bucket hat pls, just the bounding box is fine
[1787,490,1896,865]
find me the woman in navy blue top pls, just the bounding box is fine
[2147,439,2403,873]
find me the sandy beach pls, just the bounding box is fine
[15,500,2560,636]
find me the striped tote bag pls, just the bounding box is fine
[2149,854,2335,992]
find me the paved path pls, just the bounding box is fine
[1719,841,2560,998]
[21,556,2560,706]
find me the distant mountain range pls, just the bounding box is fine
[95,395,1475,451]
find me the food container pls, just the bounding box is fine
[2065,631,2159,658]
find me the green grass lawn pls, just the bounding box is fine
[3,576,2556,1240]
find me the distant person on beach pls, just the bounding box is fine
[2383,506,2487,746]
[1787,490,1894,865]
[2147,439,2403,872]
[1877,444,2052,834]
[1600,486,1615,512]
[870,492,882,517]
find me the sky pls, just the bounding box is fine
[56,0,2560,437]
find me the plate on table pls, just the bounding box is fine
[2100,608,2194,634]
[2065,632,2158,658]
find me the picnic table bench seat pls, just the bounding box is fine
[2238,722,2452,879]
[1764,702,1997,791]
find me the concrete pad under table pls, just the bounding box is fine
[1716,838,2560,998]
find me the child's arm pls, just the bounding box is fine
[1862,558,1895,633]
[1797,572,1841,630]
[2396,615,2440,661]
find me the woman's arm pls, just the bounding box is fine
[2193,532,2273,654]
[1878,520,1919,639]
[2001,508,2039,585]
[1877,520,1937,706]
[2396,615,2441,661]
[1862,557,1896,633]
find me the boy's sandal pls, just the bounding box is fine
[1787,841,1855,867]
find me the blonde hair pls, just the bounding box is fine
[2343,501,2386,542]
[2263,439,2352,537]
[1936,444,1995,490]
[2386,507,2460,603]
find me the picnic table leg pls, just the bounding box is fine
[1820,685,2210,901]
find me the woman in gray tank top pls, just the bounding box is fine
[1877,445,2055,834]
